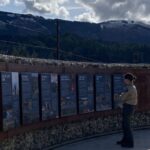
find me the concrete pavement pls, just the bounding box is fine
[54,129,150,150]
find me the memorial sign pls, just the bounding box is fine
[113,74,127,108]
[60,74,77,116]
[41,74,59,120]
[78,75,94,113]
[96,75,112,111]
[21,73,40,125]
[0,72,20,131]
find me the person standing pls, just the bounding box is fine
[117,73,138,148]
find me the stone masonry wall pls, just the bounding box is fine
[0,110,150,150]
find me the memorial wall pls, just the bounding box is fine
[0,72,129,131]
[0,54,150,149]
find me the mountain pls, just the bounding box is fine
[0,11,150,63]
[1,11,150,43]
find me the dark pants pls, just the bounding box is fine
[122,103,135,145]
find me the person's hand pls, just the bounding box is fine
[119,94,122,97]
[120,92,125,96]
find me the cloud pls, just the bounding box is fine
[75,0,150,23]
[0,0,10,6]
[1,0,150,23]
[67,6,83,11]
[75,11,99,23]
[16,0,69,18]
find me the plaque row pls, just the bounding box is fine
[0,72,126,131]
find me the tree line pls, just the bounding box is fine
[0,34,149,63]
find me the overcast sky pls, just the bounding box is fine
[0,0,150,23]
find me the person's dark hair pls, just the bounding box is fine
[124,73,136,82]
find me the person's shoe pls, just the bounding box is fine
[116,140,123,145]
[121,142,134,148]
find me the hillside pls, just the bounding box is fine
[0,11,150,63]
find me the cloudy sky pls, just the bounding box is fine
[0,0,150,23]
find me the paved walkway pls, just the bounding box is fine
[54,129,150,150]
